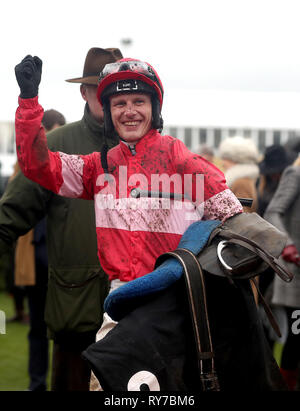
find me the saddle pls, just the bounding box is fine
[155,212,293,391]
[83,213,292,391]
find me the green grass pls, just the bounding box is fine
[0,291,30,390]
[0,291,52,391]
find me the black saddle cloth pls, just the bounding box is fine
[82,273,286,391]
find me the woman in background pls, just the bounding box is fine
[264,154,300,391]
[218,136,259,213]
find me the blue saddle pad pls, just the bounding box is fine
[104,219,221,321]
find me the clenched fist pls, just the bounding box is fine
[15,55,42,98]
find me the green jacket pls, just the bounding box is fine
[0,104,118,337]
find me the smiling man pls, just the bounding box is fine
[14,56,242,293]
[109,93,152,144]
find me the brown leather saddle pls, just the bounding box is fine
[156,213,293,391]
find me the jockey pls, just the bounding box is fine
[15,55,243,289]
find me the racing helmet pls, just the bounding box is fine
[97,58,164,136]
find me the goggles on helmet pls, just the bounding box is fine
[97,58,164,108]
[99,60,157,82]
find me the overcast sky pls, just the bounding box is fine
[2,0,300,129]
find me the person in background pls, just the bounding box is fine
[195,144,224,170]
[257,144,294,217]
[217,135,260,303]
[218,136,259,213]
[0,47,122,391]
[5,166,29,326]
[257,144,296,311]
[284,136,300,164]
[196,145,215,163]
[13,109,65,391]
[264,154,300,391]
[41,109,65,132]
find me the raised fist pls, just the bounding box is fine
[15,55,42,98]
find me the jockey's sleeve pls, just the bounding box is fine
[15,97,97,200]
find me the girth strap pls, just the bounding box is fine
[250,277,282,338]
[163,248,220,392]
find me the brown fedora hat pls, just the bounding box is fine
[65,47,123,85]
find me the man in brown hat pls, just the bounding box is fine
[0,47,122,391]
[66,47,122,122]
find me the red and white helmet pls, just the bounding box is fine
[97,58,164,107]
[97,58,164,135]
